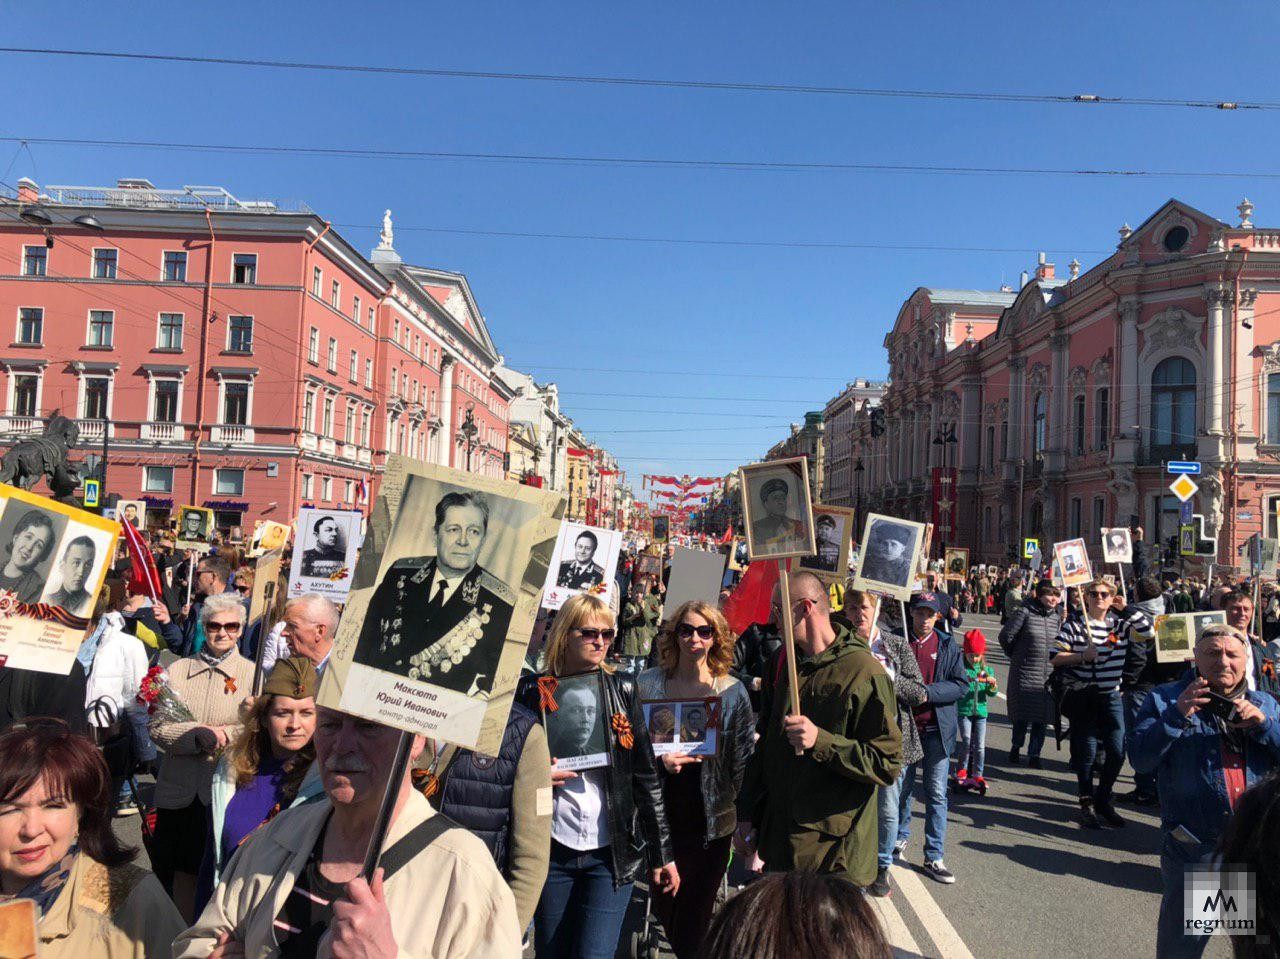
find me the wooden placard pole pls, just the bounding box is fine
[776,560,804,757]
[1115,563,1127,600]
[362,730,414,881]
[184,553,195,607]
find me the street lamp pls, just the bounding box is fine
[854,458,865,533]
[455,403,479,472]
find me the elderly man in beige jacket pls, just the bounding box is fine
[173,707,520,959]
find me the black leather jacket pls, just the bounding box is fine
[516,669,673,886]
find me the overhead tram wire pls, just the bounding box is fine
[5,135,1280,182]
[0,47,1268,112]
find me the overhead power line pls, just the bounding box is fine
[0,47,1269,112]
[5,135,1280,181]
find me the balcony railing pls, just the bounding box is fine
[211,424,253,444]
[0,416,42,437]
[140,421,185,442]
[75,419,111,441]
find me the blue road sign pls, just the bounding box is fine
[1179,500,1194,524]
[1167,461,1201,475]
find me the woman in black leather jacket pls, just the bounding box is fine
[516,593,677,958]
[638,600,754,959]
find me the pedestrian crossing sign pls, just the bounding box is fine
[83,479,100,508]
[1023,538,1039,559]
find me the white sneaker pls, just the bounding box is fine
[892,839,908,859]
[923,860,956,884]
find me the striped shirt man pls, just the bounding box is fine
[1053,608,1155,693]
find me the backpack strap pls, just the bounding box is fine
[377,812,461,881]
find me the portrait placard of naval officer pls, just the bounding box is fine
[541,521,624,611]
[738,456,816,562]
[351,489,516,696]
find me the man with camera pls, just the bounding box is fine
[1131,623,1280,958]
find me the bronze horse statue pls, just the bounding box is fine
[0,413,83,504]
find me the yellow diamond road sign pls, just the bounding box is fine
[1169,474,1199,502]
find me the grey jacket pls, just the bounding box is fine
[998,598,1061,724]
[873,629,926,765]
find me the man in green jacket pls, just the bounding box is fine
[736,573,902,887]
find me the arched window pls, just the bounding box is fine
[1032,392,1047,455]
[1151,357,1197,447]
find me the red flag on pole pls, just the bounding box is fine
[723,560,779,636]
[120,518,164,602]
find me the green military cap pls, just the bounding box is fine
[262,655,319,700]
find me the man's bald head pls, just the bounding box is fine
[789,570,830,613]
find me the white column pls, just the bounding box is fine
[1237,288,1258,443]
[960,377,981,476]
[439,357,455,467]
[1008,356,1027,463]
[1205,284,1226,436]
[1114,297,1140,462]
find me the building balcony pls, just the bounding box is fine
[211,424,254,444]
[320,437,337,456]
[75,419,113,442]
[300,432,318,451]
[1137,442,1198,467]
[140,421,185,442]
[340,443,357,461]
[0,416,42,437]
[357,447,372,464]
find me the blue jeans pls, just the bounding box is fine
[1070,690,1126,801]
[1010,720,1046,759]
[896,727,951,863]
[535,841,633,959]
[1123,689,1157,796]
[876,776,902,869]
[1157,831,1213,959]
[957,715,987,777]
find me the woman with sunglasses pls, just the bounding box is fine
[149,591,255,922]
[638,600,754,959]
[1050,576,1155,829]
[0,721,185,957]
[516,592,677,959]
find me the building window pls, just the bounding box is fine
[321,476,332,500]
[322,395,334,436]
[232,253,257,284]
[312,266,322,296]
[154,379,179,422]
[984,506,993,540]
[1268,374,1280,445]
[21,245,46,277]
[143,465,173,493]
[985,424,995,470]
[214,468,244,496]
[327,338,337,372]
[349,350,358,381]
[344,479,353,503]
[223,381,250,425]
[303,390,315,432]
[302,474,314,499]
[393,319,400,343]
[1069,497,1082,538]
[158,313,183,349]
[360,408,371,446]
[367,306,375,328]
[344,402,355,443]
[1095,387,1110,450]
[308,328,319,363]
[1032,392,1047,455]
[227,315,253,353]
[92,248,118,279]
[1093,496,1106,541]
[330,280,340,308]
[88,310,114,347]
[1072,394,1086,455]
[12,375,37,416]
[163,251,187,282]
[353,295,361,324]
[83,377,109,420]
[1151,357,1197,448]
[17,308,42,345]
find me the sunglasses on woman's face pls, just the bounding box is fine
[676,623,715,640]
[1086,591,1113,599]
[575,627,616,642]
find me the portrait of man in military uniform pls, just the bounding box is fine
[855,513,925,599]
[556,529,605,590]
[352,489,515,696]
[739,457,816,562]
[300,514,347,578]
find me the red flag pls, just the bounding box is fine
[120,518,163,602]
[723,560,779,636]
[567,447,590,458]
[718,522,733,546]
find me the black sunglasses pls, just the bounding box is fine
[575,627,616,642]
[675,623,715,640]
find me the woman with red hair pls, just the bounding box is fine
[0,720,184,956]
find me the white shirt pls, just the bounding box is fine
[84,612,149,726]
[551,767,611,851]
[868,629,896,680]
[430,569,465,607]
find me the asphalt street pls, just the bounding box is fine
[116,613,1231,959]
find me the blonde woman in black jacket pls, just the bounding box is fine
[516,593,677,958]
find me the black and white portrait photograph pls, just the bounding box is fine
[541,521,623,611]
[853,513,925,600]
[798,505,854,582]
[175,506,213,552]
[288,507,362,600]
[116,500,144,531]
[652,515,670,544]
[0,502,69,603]
[945,547,969,582]
[1101,527,1133,565]
[739,456,816,562]
[323,455,562,756]
[545,671,609,771]
[1053,537,1092,588]
[41,525,113,616]
[642,698,720,757]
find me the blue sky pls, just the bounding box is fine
[7,1,1280,496]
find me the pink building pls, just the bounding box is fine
[856,198,1280,572]
[0,178,509,531]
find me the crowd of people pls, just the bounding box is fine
[0,523,1276,958]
